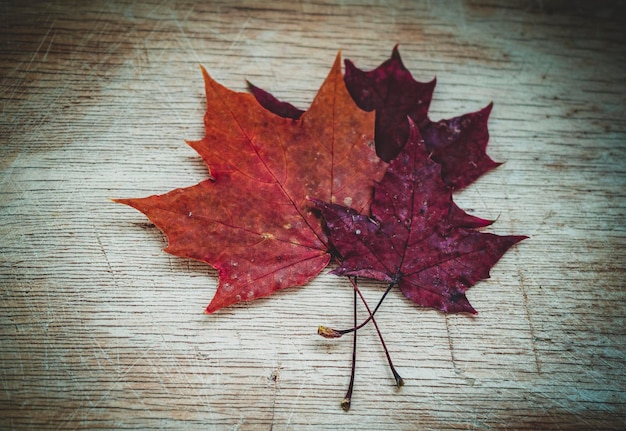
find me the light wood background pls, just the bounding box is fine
[1,1,624,429]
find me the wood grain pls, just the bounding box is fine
[1,1,624,429]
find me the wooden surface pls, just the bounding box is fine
[1,1,625,429]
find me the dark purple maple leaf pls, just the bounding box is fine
[420,103,501,190]
[344,44,435,163]
[345,45,500,189]
[313,120,526,314]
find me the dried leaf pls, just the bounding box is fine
[344,44,435,162]
[115,54,386,313]
[313,120,526,313]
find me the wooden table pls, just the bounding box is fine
[2,1,624,429]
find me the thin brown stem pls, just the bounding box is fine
[341,280,358,411]
[348,278,404,388]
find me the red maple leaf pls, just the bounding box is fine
[115,54,387,314]
[313,120,526,314]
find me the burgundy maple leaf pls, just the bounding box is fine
[344,45,501,190]
[313,119,526,314]
[343,44,436,163]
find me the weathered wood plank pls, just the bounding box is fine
[1,1,624,429]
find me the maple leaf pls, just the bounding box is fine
[344,45,500,189]
[343,44,435,163]
[313,119,526,314]
[115,53,387,314]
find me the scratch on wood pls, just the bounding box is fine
[268,364,280,430]
[173,6,200,63]
[24,19,55,75]
[444,314,459,374]
[517,254,542,375]
[95,230,118,288]
[218,17,250,70]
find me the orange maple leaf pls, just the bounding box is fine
[115,53,387,313]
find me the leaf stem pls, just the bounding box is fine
[341,280,358,412]
[348,278,404,388]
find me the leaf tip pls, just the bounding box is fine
[443,292,478,314]
[111,197,135,208]
[204,304,219,315]
[205,296,226,315]
[504,234,529,248]
[199,64,218,90]
[330,50,343,76]
[514,235,530,244]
